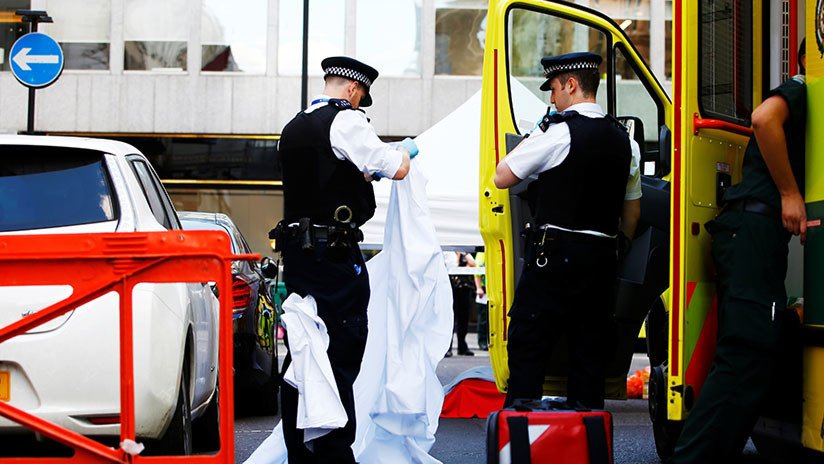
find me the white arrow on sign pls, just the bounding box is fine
[13,47,60,72]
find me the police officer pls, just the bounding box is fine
[494,52,642,409]
[671,40,808,464]
[274,56,419,463]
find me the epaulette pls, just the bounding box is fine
[605,114,630,133]
[328,98,353,110]
[538,109,578,132]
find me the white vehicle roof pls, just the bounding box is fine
[0,134,141,157]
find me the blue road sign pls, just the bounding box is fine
[10,32,64,89]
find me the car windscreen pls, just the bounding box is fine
[0,145,117,232]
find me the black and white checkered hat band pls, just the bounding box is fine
[543,61,599,77]
[324,66,372,87]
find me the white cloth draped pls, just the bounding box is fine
[352,162,454,463]
[244,161,453,464]
[279,293,347,444]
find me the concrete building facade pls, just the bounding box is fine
[0,0,672,254]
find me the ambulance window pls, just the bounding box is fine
[698,0,753,126]
[507,8,608,134]
[614,45,664,173]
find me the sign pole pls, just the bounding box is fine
[15,10,55,135]
[27,87,35,135]
[26,19,38,134]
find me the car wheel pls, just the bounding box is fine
[193,380,220,453]
[152,366,193,456]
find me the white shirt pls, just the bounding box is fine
[306,95,404,179]
[502,102,642,201]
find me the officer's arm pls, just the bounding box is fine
[752,94,806,242]
[494,161,522,189]
[621,198,640,240]
[495,124,569,189]
[330,110,408,181]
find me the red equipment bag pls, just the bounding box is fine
[486,399,613,464]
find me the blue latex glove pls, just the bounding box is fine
[400,137,419,159]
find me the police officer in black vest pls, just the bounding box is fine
[494,52,642,409]
[273,56,418,463]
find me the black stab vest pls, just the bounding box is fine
[532,113,631,236]
[278,102,376,226]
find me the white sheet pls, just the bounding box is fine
[352,162,454,463]
[244,160,453,464]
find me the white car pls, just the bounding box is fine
[0,135,219,455]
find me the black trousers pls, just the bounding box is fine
[477,295,489,349]
[672,211,788,463]
[280,239,370,464]
[450,283,474,352]
[505,236,616,409]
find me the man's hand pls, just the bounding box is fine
[400,137,419,158]
[781,191,807,244]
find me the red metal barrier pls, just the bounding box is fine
[0,231,257,463]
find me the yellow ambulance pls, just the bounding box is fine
[479,0,822,459]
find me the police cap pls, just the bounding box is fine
[539,52,602,91]
[321,56,379,107]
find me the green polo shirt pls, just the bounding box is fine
[723,76,807,208]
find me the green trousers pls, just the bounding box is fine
[671,211,788,463]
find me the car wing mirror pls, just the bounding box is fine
[616,116,647,161]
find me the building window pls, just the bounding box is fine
[699,0,753,125]
[507,8,608,131]
[0,2,29,72]
[278,0,344,76]
[570,0,671,80]
[584,0,651,80]
[124,0,188,71]
[435,1,486,76]
[201,0,267,73]
[356,0,421,76]
[104,136,281,182]
[42,0,110,70]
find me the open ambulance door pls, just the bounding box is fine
[479,0,671,405]
[665,0,783,460]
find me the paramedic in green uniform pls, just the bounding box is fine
[671,40,808,463]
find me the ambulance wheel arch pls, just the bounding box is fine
[479,0,672,394]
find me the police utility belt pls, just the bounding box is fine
[522,223,616,268]
[269,216,364,253]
